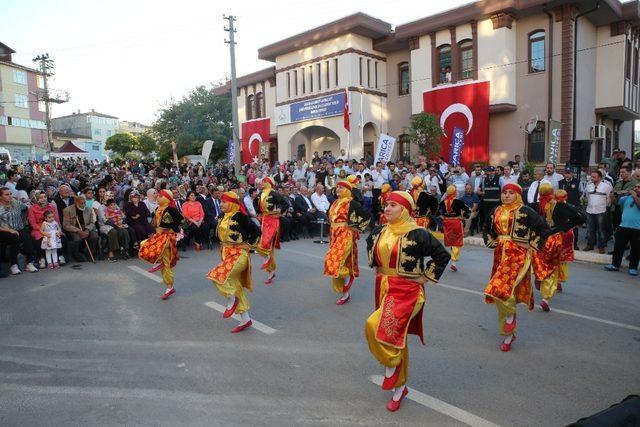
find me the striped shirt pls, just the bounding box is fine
[0,199,26,229]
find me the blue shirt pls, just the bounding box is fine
[619,195,640,230]
[460,193,480,209]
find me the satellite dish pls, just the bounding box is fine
[524,116,539,134]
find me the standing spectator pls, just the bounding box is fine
[181,191,206,251]
[611,166,638,230]
[460,183,480,236]
[5,170,19,196]
[425,168,443,197]
[514,154,525,172]
[0,187,37,273]
[544,163,564,190]
[468,164,484,193]
[584,170,613,253]
[517,171,533,202]
[244,187,260,227]
[477,166,501,227]
[40,210,63,269]
[63,195,98,262]
[447,167,469,196]
[499,165,518,188]
[605,182,640,275]
[559,168,583,249]
[527,168,551,204]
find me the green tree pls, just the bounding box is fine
[406,112,443,159]
[105,133,138,159]
[136,132,157,156]
[151,85,232,163]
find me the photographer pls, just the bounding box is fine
[605,183,640,276]
[611,166,638,231]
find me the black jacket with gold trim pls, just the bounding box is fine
[254,190,289,215]
[220,212,262,246]
[483,205,550,250]
[346,199,372,232]
[366,225,451,282]
[439,198,471,218]
[155,206,183,233]
[415,192,438,218]
[529,201,586,234]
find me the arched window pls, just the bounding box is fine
[437,45,452,84]
[398,62,410,96]
[528,30,546,73]
[527,121,546,163]
[246,94,254,120]
[398,134,411,163]
[254,92,263,119]
[458,39,473,80]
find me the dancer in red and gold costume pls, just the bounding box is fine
[138,189,183,300]
[531,183,585,311]
[483,183,549,351]
[324,176,371,305]
[366,191,450,412]
[207,191,261,333]
[439,185,470,272]
[255,177,288,285]
[555,189,584,292]
[378,183,392,225]
[410,176,438,230]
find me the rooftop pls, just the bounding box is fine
[53,110,119,120]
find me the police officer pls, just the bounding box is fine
[559,168,583,249]
[476,166,501,230]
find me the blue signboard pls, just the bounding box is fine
[289,93,345,123]
[450,127,465,166]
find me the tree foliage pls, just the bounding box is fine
[136,132,157,155]
[151,85,232,163]
[406,112,443,160]
[105,133,137,158]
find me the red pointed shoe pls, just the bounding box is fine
[500,335,516,352]
[231,320,252,333]
[223,298,239,318]
[344,276,355,292]
[264,272,276,285]
[450,264,458,272]
[382,360,403,390]
[148,263,162,273]
[335,294,350,305]
[160,288,175,300]
[540,300,550,312]
[386,387,409,412]
[503,314,517,334]
[261,258,271,270]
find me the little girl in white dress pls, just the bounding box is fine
[40,210,62,268]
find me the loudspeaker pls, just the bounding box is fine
[570,140,591,166]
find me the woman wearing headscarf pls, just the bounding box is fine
[144,188,159,221]
[483,183,549,352]
[138,189,183,300]
[554,189,585,292]
[531,184,585,311]
[410,176,438,230]
[439,185,470,272]
[124,190,154,246]
[377,183,392,225]
[255,176,288,284]
[365,191,450,412]
[324,175,371,305]
[207,191,261,333]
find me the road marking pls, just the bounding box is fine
[369,375,500,427]
[204,301,277,335]
[128,265,162,283]
[284,248,640,333]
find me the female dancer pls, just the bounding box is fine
[439,186,470,272]
[324,176,371,305]
[531,184,585,311]
[207,191,261,333]
[378,183,391,225]
[139,189,183,300]
[365,191,450,412]
[555,189,584,292]
[255,177,288,285]
[483,183,549,351]
[410,176,438,230]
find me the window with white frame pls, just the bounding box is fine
[13,69,27,85]
[14,94,28,108]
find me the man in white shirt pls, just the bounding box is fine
[292,162,307,182]
[337,149,348,161]
[5,170,18,197]
[424,168,442,197]
[499,165,519,188]
[584,170,612,253]
[544,163,564,190]
[310,184,330,214]
[527,168,551,204]
[438,157,449,175]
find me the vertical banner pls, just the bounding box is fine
[450,127,465,166]
[201,139,214,162]
[423,81,490,169]
[548,120,562,165]
[373,133,396,164]
[241,118,270,164]
[227,140,235,164]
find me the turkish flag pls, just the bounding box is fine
[423,81,490,168]
[241,118,270,165]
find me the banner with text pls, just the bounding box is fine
[374,133,396,164]
[450,127,465,166]
[227,140,235,164]
[548,120,562,165]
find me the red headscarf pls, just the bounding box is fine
[158,189,177,209]
[221,191,248,215]
[386,191,414,216]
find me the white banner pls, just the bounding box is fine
[201,139,214,162]
[373,133,396,164]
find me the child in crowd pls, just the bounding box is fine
[40,210,62,268]
[104,198,126,228]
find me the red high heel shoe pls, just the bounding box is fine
[450,264,458,272]
[335,294,350,305]
[148,263,162,273]
[223,298,239,318]
[382,360,403,390]
[503,314,517,334]
[500,335,516,352]
[386,387,409,412]
[264,272,276,285]
[160,288,175,300]
[231,320,252,333]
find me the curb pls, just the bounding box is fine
[462,236,610,265]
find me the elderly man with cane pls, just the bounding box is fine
[63,195,98,263]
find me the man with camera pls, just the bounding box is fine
[605,182,640,276]
[611,166,638,230]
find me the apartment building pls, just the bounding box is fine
[52,110,119,161]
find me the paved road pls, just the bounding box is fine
[1,239,638,426]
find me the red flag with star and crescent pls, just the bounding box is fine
[241,118,270,164]
[423,81,490,168]
[343,89,350,132]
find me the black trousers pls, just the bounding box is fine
[185,223,206,245]
[612,226,640,269]
[0,230,20,264]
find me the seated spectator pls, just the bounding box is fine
[294,186,319,237]
[181,190,206,251]
[460,183,480,236]
[63,195,99,262]
[605,182,640,276]
[104,198,135,259]
[144,188,159,222]
[0,187,38,274]
[29,190,67,268]
[310,184,330,216]
[124,191,154,246]
[196,185,218,245]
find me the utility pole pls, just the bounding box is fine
[224,14,241,171]
[32,54,68,155]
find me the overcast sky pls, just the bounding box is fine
[5,0,481,124]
